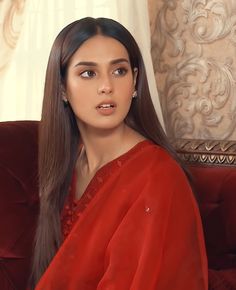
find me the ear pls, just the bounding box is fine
[133,67,138,88]
[62,93,67,102]
[62,92,68,102]
[61,84,67,101]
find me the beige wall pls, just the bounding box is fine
[149,0,236,140]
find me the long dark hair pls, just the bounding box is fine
[31,17,181,288]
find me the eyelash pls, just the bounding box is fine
[79,67,128,79]
[113,67,128,76]
[80,70,96,78]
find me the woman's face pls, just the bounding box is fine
[65,34,137,133]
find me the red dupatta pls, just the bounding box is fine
[36,140,208,290]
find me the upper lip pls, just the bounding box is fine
[96,100,116,108]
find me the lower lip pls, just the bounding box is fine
[96,106,116,116]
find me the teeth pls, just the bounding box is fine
[98,104,114,108]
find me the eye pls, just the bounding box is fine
[113,67,128,76]
[80,70,96,78]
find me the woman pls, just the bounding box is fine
[31,17,208,289]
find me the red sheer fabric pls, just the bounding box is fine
[36,141,208,290]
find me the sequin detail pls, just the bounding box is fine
[145,206,151,213]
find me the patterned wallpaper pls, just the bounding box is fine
[149,0,236,140]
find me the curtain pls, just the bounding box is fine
[0,0,27,119]
[0,0,164,129]
[0,0,26,74]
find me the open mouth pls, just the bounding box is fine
[97,104,115,109]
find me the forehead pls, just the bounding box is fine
[69,35,130,65]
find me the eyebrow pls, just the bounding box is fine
[74,58,129,67]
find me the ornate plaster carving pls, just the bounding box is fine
[149,0,236,140]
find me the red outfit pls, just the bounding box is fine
[36,140,208,290]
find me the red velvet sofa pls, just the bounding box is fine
[174,139,236,290]
[0,121,39,289]
[0,121,236,290]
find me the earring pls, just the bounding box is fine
[63,98,69,108]
[132,91,137,99]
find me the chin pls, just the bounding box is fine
[90,121,125,132]
[77,115,127,133]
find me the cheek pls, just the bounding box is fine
[117,76,133,92]
[66,82,91,105]
[120,84,133,101]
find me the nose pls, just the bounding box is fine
[97,75,113,95]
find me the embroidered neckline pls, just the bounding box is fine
[61,139,152,239]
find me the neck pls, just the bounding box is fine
[77,123,144,175]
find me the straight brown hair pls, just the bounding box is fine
[30,17,184,288]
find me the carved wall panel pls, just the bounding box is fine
[173,138,236,165]
[149,0,236,140]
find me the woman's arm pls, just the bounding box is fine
[97,160,208,290]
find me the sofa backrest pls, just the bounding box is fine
[174,139,236,271]
[0,121,39,290]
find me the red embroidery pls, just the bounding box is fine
[60,140,151,240]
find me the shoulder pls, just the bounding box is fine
[131,140,185,181]
[130,140,193,202]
